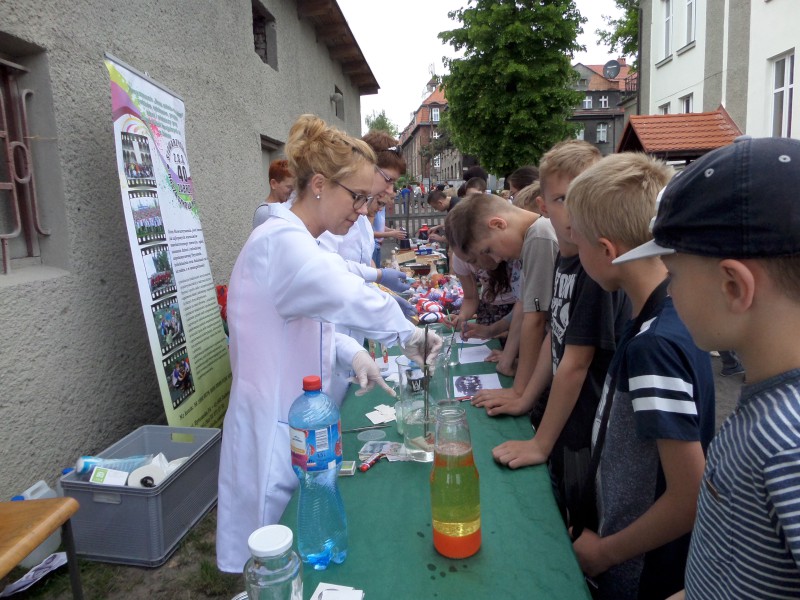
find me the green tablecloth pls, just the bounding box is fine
[281,346,591,600]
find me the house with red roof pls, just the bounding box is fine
[570,58,636,154]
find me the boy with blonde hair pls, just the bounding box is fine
[617,138,800,600]
[567,152,715,599]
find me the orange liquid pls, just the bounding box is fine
[430,442,481,559]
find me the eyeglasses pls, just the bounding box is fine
[384,145,402,156]
[375,165,396,184]
[334,180,373,210]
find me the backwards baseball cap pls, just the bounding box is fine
[614,136,800,264]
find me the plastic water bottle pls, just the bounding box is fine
[11,481,61,568]
[288,375,347,570]
[243,525,302,599]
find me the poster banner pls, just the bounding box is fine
[105,54,230,428]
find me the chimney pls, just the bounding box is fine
[618,57,627,66]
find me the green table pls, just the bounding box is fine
[281,346,591,600]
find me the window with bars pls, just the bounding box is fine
[599,96,609,109]
[772,53,795,138]
[583,96,592,109]
[0,57,50,275]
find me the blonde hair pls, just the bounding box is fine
[539,140,602,195]
[285,114,376,192]
[513,181,541,213]
[567,152,675,249]
[445,193,514,255]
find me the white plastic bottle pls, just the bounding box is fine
[12,480,61,568]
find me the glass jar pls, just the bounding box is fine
[430,407,481,558]
[243,525,302,599]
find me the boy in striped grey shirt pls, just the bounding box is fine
[620,136,800,600]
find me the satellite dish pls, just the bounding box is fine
[603,60,621,79]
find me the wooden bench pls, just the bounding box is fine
[0,497,84,599]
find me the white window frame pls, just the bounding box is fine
[597,123,608,143]
[664,0,673,58]
[433,154,441,168]
[576,128,585,141]
[583,96,593,109]
[772,52,795,138]
[599,96,609,109]
[680,93,693,113]
[659,102,671,115]
[686,0,696,44]
[430,107,440,122]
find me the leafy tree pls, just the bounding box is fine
[439,0,585,175]
[364,110,398,138]
[596,0,639,70]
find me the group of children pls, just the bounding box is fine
[443,137,800,599]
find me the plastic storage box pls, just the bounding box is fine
[60,425,221,566]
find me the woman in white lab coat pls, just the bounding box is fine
[216,115,440,573]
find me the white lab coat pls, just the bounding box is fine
[216,204,415,573]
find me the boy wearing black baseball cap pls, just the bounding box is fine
[617,136,800,599]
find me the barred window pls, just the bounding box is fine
[0,57,48,274]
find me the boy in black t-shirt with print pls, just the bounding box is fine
[473,141,631,525]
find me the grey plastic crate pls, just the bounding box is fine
[60,425,221,567]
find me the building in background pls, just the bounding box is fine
[638,0,798,139]
[569,59,633,154]
[398,79,481,188]
[0,0,376,494]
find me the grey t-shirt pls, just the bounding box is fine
[520,217,558,313]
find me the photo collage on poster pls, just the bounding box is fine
[162,346,194,408]
[123,129,193,410]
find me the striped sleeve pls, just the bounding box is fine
[764,447,800,567]
[627,336,701,442]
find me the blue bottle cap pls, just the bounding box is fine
[11,495,24,501]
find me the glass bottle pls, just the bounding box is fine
[243,525,303,600]
[429,406,481,558]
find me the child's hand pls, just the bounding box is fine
[483,348,503,363]
[462,321,491,340]
[572,529,614,577]
[492,438,548,469]
[471,388,529,416]
[496,356,517,377]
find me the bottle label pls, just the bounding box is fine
[290,420,342,472]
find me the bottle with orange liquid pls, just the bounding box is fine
[429,406,481,558]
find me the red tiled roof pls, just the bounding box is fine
[617,106,742,158]
[423,87,446,105]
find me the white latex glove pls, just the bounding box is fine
[402,327,444,366]
[352,352,396,397]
